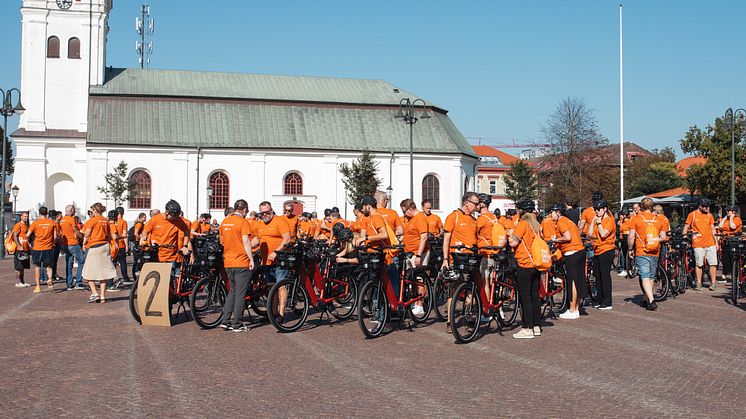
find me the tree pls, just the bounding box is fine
[97,161,130,207]
[627,162,681,197]
[680,113,746,204]
[504,160,537,202]
[339,150,381,205]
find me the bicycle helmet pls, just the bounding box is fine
[548,203,564,213]
[516,198,535,212]
[725,205,738,212]
[593,199,609,210]
[337,228,354,242]
[332,222,345,238]
[699,197,712,207]
[301,212,312,219]
[331,206,340,214]
[107,210,118,221]
[477,193,492,206]
[323,208,332,217]
[116,206,124,216]
[493,208,501,216]
[506,208,517,217]
[165,199,181,216]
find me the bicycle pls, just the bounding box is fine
[628,254,670,302]
[541,242,567,318]
[357,245,433,338]
[723,235,746,305]
[662,233,687,296]
[583,240,599,306]
[266,240,359,333]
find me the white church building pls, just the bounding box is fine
[12,0,477,221]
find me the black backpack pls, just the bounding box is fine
[127,222,138,242]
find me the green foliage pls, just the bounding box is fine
[680,114,746,204]
[97,161,130,207]
[339,150,381,205]
[627,161,680,197]
[504,160,537,203]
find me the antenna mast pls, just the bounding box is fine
[135,3,154,69]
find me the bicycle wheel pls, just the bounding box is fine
[330,275,358,320]
[267,278,309,333]
[652,265,669,302]
[496,273,519,328]
[449,281,481,343]
[676,259,687,294]
[611,248,620,270]
[249,271,269,318]
[357,280,388,338]
[407,274,432,323]
[732,261,740,305]
[129,279,141,324]
[432,277,451,322]
[547,272,567,313]
[190,276,227,329]
[586,264,599,304]
[626,256,638,278]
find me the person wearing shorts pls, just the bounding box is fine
[682,198,718,290]
[12,212,32,287]
[628,197,666,310]
[27,206,57,293]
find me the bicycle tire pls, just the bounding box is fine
[267,278,310,333]
[675,259,687,294]
[626,256,638,278]
[611,248,620,270]
[330,275,358,320]
[732,261,740,305]
[496,273,519,328]
[586,264,599,304]
[406,274,432,323]
[432,277,451,322]
[449,281,481,343]
[652,265,669,302]
[547,272,567,313]
[129,279,141,324]
[190,276,227,329]
[357,280,388,338]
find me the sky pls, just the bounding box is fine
[1,0,745,158]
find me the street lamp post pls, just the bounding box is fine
[11,185,19,222]
[724,108,746,206]
[206,185,214,214]
[0,88,24,258]
[395,97,430,199]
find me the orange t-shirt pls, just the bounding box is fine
[513,219,537,269]
[424,213,442,235]
[220,215,253,268]
[556,216,583,254]
[541,217,557,241]
[116,219,128,248]
[620,219,631,235]
[191,220,211,236]
[133,221,145,239]
[255,215,290,265]
[282,215,300,238]
[655,214,670,235]
[476,212,498,255]
[402,211,429,253]
[443,209,477,252]
[83,215,111,249]
[297,219,313,238]
[59,215,79,246]
[721,216,743,236]
[399,215,408,229]
[28,218,56,251]
[377,207,402,232]
[630,212,665,256]
[350,218,362,234]
[142,214,189,262]
[580,207,595,235]
[511,214,519,228]
[361,212,389,249]
[591,215,616,255]
[498,216,512,231]
[685,210,716,248]
[12,221,30,251]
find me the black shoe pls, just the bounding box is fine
[592,302,601,308]
[219,323,231,330]
[646,301,657,311]
[232,324,248,332]
[639,299,648,308]
[276,315,285,325]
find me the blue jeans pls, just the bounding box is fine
[387,256,401,301]
[266,265,289,284]
[636,255,659,280]
[63,245,86,287]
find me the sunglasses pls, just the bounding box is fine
[468,200,480,205]
[258,211,273,217]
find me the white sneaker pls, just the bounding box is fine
[14,283,25,288]
[512,328,535,339]
[411,305,424,316]
[559,310,579,319]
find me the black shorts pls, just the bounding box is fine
[14,251,30,270]
[32,249,54,267]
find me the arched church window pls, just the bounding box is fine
[209,171,230,210]
[284,172,303,195]
[129,170,151,209]
[422,174,440,210]
[68,37,81,59]
[47,36,60,58]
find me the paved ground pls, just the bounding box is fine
[2,257,746,418]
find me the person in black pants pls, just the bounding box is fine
[219,199,256,332]
[509,198,543,339]
[587,199,616,309]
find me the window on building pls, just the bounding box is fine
[489,180,497,194]
[422,174,440,210]
[47,36,60,58]
[209,171,230,210]
[284,172,303,195]
[68,37,80,59]
[128,170,151,209]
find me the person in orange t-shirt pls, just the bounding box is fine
[422,199,443,237]
[476,194,500,307]
[141,200,191,266]
[628,197,666,308]
[400,199,429,315]
[297,212,314,239]
[219,199,256,331]
[251,201,292,320]
[280,202,300,240]
[682,198,718,290]
[60,204,85,289]
[586,199,616,309]
[375,191,404,238]
[82,202,118,303]
[12,211,32,287]
[113,206,130,284]
[549,204,587,319]
[578,191,604,235]
[191,213,212,237]
[508,198,542,339]
[719,205,743,280]
[28,206,58,292]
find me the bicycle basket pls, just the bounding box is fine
[275,250,299,268]
[358,252,384,271]
[451,252,481,274]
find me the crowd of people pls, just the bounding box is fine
[9,188,740,337]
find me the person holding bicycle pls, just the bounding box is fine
[140,200,192,279]
[509,198,543,339]
[219,199,256,332]
[476,193,501,317]
[549,203,587,320]
[682,198,718,290]
[252,201,292,321]
[400,198,430,316]
[587,199,616,310]
[718,205,742,280]
[628,197,666,310]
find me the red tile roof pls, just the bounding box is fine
[676,156,706,177]
[471,145,519,165]
[648,186,690,198]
